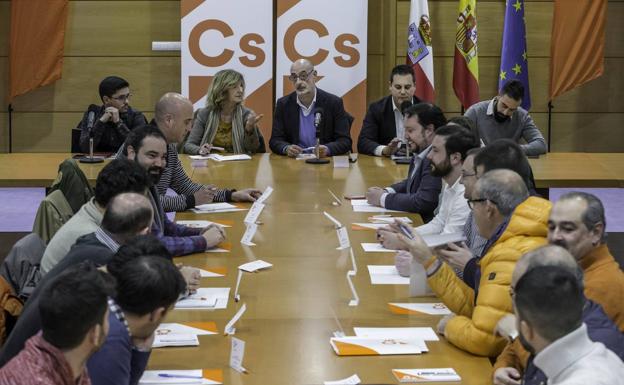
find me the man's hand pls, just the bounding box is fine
[202,224,226,249]
[437,314,454,335]
[318,145,330,158]
[493,367,522,385]
[177,264,201,294]
[495,314,518,341]
[394,230,432,265]
[231,188,263,202]
[366,187,385,206]
[435,242,474,272]
[104,106,120,123]
[286,145,303,158]
[376,227,406,251]
[244,113,263,133]
[381,138,402,157]
[198,143,213,156]
[194,186,217,206]
[395,250,412,277]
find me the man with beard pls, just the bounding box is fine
[465,80,546,156]
[78,76,147,153]
[0,263,114,385]
[493,192,624,385]
[377,125,477,247]
[366,103,445,221]
[357,65,422,156]
[123,124,226,256]
[493,245,624,385]
[269,59,352,157]
[511,264,624,384]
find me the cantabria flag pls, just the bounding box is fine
[406,0,434,102]
[453,0,479,109]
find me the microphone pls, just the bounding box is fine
[400,100,412,115]
[79,110,104,164]
[306,107,329,164]
[395,100,414,165]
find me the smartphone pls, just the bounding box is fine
[344,194,366,200]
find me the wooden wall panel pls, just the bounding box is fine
[65,1,180,57]
[0,1,8,57]
[10,111,155,153]
[0,113,7,153]
[366,55,385,105]
[10,57,180,113]
[0,57,7,108]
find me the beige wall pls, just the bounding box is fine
[1,0,622,152]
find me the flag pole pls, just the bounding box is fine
[7,104,12,153]
[547,101,553,153]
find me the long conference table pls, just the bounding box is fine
[1,152,623,384]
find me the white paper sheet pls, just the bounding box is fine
[205,246,230,253]
[240,223,257,246]
[352,222,388,230]
[230,337,247,373]
[208,154,252,162]
[198,268,224,278]
[191,203,246,214]
[330,337,428,355]
[353,205,403,213]
[175,220,231,228]
[346,271,359,307]
[388,303,452,315]
[139,370,203,384]
[239,260,273,272]
[324,374,361,385]
[336,226,350,249]
[175,288,230,310]
[421,232,467,248]
[361,243,398,252]
[368,216,413,224]
[333,155,350,168]
[367,265,410,285]
[392,368,461,382]
[255,186,274,204]
[296,153,316,160]
[156,323,217,336]
[243,202,265,224]
[353,327,439,341]
[153,333,199,348]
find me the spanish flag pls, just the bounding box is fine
[452,0,479,110]
[9,0,69,101]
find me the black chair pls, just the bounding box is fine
[70,128,81,153]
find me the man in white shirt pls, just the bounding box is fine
[377,124,478,243]
[514,264,624,385]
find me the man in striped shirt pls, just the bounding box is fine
[153,93,261,212]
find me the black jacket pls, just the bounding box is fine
[78,104,147,153]
[269,88,352,155]
[357,95,421,155]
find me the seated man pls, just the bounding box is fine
[0,194,184,365]
[465,80,546,156]
[493,245,624,385]
[357,64,421,156]
[88,254,187,385]
[366,103,445,221]
[378,125,478,246]
[78,76,147,153]
[513,265,624,383]
[123,124,226,256]
[395,170,550,357]
[269,59,352,157]
[118,93,261,212]
[40,159,149,274]
[0,262,114,385]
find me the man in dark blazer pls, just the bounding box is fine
[366,103,446,222]
[357,65,422,156]
[269,59,352,157]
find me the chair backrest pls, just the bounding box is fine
[49,159,94,214]
[0,233,45,303]
[71,128,82,153]
[32,190,74,245]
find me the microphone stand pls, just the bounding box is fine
[79,115,104,164]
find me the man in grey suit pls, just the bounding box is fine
[366,103,446,222]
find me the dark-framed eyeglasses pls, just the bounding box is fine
[111,93,132,101]
[288,71,313,82]
[467,198,489,210]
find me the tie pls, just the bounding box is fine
[407,155,422,194]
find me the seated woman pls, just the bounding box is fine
[184,69,265,155]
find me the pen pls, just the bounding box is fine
[158,373,203,379]
[398,222,414,240]
[328,189,342,205]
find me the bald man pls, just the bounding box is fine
[269,59,352,157]
[119,92,261,212]
[493,245,624,385]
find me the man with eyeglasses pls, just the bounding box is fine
[394,169,550,357]
[269,59,352,157]
[464,79,546,156]
[78,76,147,153]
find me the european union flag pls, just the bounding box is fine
[499,0,531,110]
